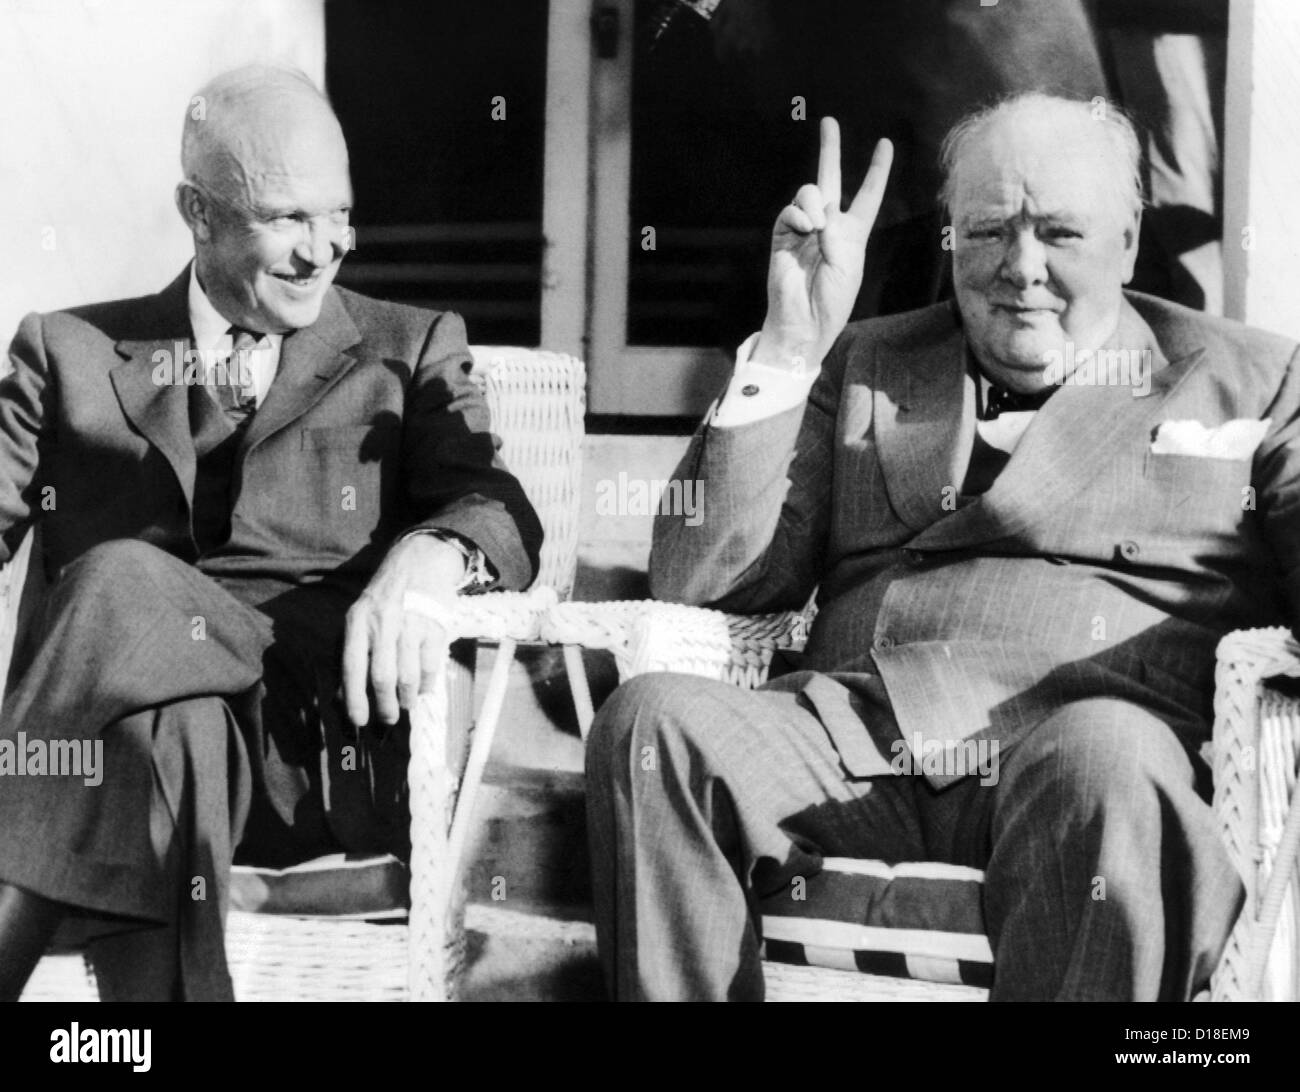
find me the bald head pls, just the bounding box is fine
[181,64,349,214]
[175,64,353,334]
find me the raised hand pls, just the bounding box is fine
[756,118,893,370]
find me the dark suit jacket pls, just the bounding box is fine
[652,292,1300,784]
[0,267,542,596]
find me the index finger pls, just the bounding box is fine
[847,137,894,225]
[816,117,842,211]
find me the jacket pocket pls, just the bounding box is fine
[301,424,400,461]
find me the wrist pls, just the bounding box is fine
[399,534,468,583]
[754,322,818,373]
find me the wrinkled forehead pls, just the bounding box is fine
[951,117,1125,225]
[196,92,352,213]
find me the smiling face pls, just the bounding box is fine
[178,72,353,334]
[949,108,1140,392]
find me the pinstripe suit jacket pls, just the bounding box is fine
[651,292,1300,784]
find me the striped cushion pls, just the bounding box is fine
[759,858,993,988]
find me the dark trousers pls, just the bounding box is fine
[585,673,1244,1001]
[0,540,409,1000]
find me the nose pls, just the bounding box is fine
[999,227,1048,289]
[294,218,345,269]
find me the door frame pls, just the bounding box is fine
[541,0,594,362]
[564,0,731,415]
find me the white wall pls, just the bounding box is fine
[0,0,325,342]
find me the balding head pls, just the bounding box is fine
[182,64,348,214]
[940,93,1143,227]
[175,65,353,334]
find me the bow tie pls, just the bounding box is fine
[983,382,1055,420]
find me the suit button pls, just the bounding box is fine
[875,635,895,650]
[1119,540,1141,561]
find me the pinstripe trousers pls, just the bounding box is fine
[585,671,1243,1001]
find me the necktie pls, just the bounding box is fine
[983,382,1054,420]
[219,326,261,427]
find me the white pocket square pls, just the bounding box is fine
[1150,417,1270,460]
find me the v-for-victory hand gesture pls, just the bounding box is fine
[755,118,893,371]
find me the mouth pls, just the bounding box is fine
[994,302,1060,320]
[272,271,324,291]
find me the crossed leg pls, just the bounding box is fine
[0,540,271,1000]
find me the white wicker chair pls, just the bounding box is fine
[540,599,1300,1002]
[7,345,586,1002]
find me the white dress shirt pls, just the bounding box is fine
[712,331,1039,458]
[187,265,282,409]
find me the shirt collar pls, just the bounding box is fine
[187,263,283,354]
[964,343,993,417]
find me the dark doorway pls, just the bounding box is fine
[325,0,549,346]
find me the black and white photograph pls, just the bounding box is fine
[0,0,1294,1052]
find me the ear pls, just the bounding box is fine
[174,182,214,243]
[1119,207,1141,285]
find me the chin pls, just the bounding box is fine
[263,297,326,332]
[1003,331,1065,368]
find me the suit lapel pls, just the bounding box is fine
[238,288,361,456]
[873,305,976,531]
[910,298,1206,552]
[110,269,197,502]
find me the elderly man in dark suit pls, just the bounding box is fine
[586,92,1295,1001]
[0,65,541,1000]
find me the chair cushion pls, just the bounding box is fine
[759,858,993,988]
[230,854,408,919]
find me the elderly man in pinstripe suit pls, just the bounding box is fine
[585,94,1296,1000]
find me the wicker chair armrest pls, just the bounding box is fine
[1212,626,1300,867]
[1211,626,1300,1001]
[404,585,558,644]
[540,599,807,689]
[1216,626,1300,687]
[537,599,650,653]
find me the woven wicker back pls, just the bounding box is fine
[469,346,586,600]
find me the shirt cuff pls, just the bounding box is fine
[710,332,820,428]
[398,529,497,593]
